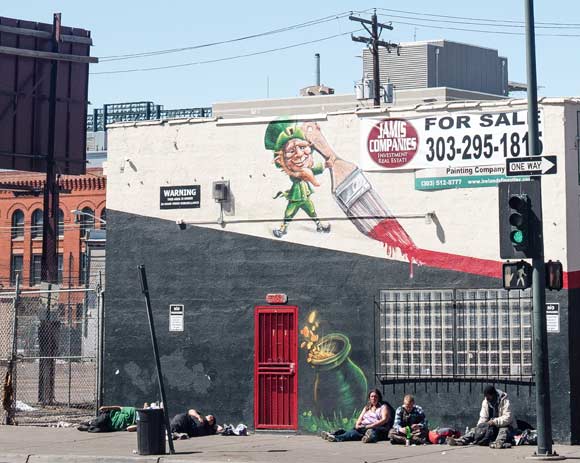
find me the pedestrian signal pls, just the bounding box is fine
[503,261,532,290]
[546,260,563,291]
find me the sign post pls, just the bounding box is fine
[524,0,560,459]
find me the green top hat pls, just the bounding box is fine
[264,121,306,152]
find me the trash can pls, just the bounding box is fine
[136,408,166,455]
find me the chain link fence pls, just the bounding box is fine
[1,283,102,425]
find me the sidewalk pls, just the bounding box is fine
[0,426,577,463]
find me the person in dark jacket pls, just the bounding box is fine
[170,409,218,439]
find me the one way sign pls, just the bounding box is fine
[506,155,557,177]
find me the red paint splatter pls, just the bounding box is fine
[370,219,505,280]
[369,218,422,278]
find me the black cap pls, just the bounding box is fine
[483,385,497,396]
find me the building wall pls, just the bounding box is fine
[0,168,106,289]
[104,99,580,442]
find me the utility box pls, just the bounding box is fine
[212,181,230,202]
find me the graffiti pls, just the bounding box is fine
[265,120,420,275]
[264,121,332,238]
[299,310,367,433]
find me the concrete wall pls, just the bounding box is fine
[103,98,580,442]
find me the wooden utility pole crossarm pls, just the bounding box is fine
[349,10,397,107]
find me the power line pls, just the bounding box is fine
[384,18,580,38]
[91,29,361,75]
[380,12,580,31]
[377,7,580,28]
[100,9,372,62]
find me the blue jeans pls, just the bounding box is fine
[334,427,388,443]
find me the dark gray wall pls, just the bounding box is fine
[104,210,574,442]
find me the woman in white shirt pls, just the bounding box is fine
[321,389,393,443]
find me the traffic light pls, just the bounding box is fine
[503,261,532,290]
[546,260,563,291]
[498,181,542,259]
[508,194,530,252]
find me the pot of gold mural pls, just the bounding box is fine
[301,311,367,422]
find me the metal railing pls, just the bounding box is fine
[86,102,213,132]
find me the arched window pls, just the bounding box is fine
[11,210,24,239]
[58,209,64,237]
[100,208,106,230]
[80,207,94,237]
[31,209,43,239]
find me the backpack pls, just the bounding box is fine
[472,422,499,446]
[428,427,461,444]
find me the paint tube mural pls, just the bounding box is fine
[299,310,368,433]
[264,120,421,275]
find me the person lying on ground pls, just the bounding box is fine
[170,408,219,439]
[77,405,137,432]
[388,394,429,445]
[447,385,517,449]
[320,389,393,443]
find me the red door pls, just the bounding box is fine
[254,305,298,430]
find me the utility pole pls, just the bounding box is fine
[350,10,397,107]
[524,1,562,460]
[41,12,61,284]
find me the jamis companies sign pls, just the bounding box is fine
[366,119,419,168]
[360,110,544,171]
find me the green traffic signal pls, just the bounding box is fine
[511,229,524,244]
[508,194,529,250]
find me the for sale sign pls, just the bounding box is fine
[360,110,544,171]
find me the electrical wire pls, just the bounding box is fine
[377,7,580,27]
[376,8,580,37]
[100,9,372,62]
[91,29,362,75]
[384,19,580,38]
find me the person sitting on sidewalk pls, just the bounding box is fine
[170,408,218,439]
[447,385,517,449]
[77,405,137,433]
[388,394,429,445]
[320,389,393,443]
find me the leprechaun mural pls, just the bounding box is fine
[264,120,334,238]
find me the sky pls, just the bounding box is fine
[3,1,580,111]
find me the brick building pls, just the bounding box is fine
[0,167,106,289]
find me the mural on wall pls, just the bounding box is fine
[264,121,332,238]
[265,120,421,275]
[299,310,368,433]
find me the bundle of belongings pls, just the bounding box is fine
[428,427,462,444]
[221,423,248,436]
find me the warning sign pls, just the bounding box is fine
[546,303,559,334]
[169,304,184,332]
